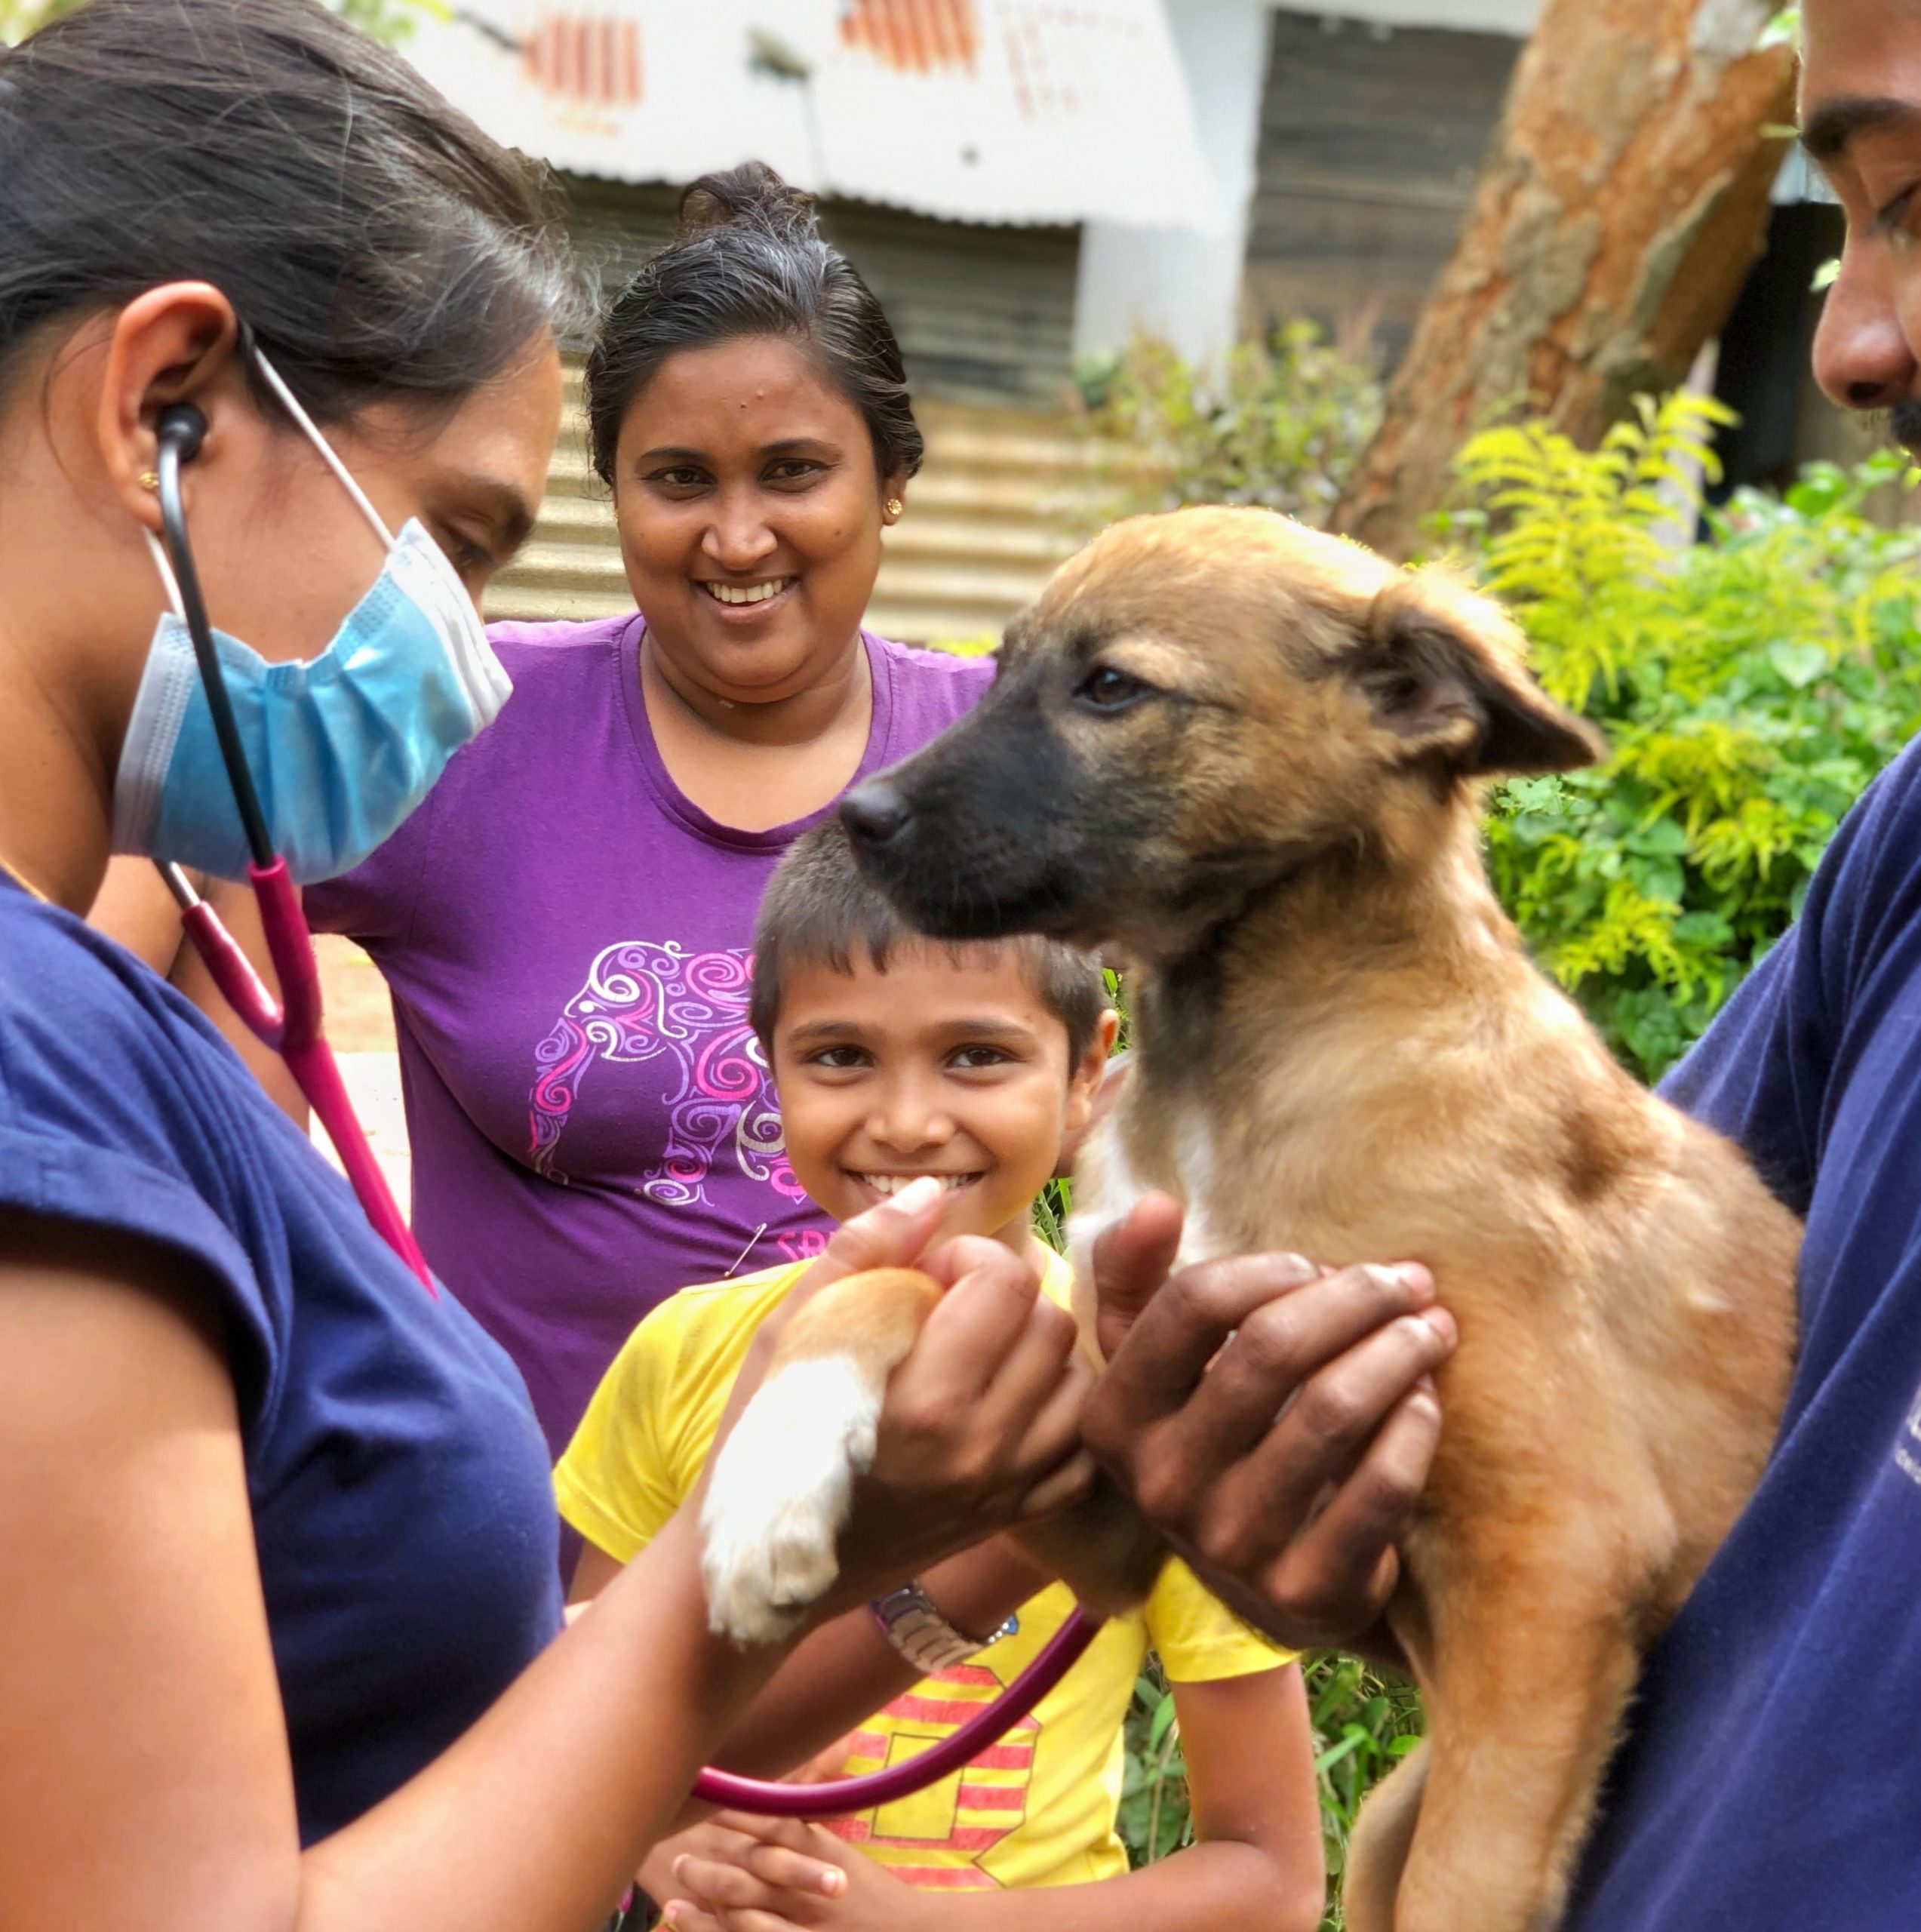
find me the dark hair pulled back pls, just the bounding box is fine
[585,162,924,488]
[0,0,583,422]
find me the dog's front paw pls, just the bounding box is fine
[699,1354,884,1644]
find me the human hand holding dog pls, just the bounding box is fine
[1083,1193,1455,1657]
[708,1181,1096,1629]
[827,1229,1098,1606]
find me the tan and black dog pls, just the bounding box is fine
[708,505,1798,1932]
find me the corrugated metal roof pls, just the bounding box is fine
[563,180,1083,408]
[403,0,1221,230]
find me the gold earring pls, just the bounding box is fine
[885,497,904,518]
[139,471,161,492]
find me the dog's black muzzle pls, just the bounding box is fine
[840,687,1130,943]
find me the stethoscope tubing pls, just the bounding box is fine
[691,1609,1102,1816]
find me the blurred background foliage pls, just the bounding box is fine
[1075,322,1383,531]
[0,0,438,42]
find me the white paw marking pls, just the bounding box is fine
[699,1355,884,1644]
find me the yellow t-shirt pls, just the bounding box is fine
[555,1252,1293,1893]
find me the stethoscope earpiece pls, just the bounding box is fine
[156,402,208,466]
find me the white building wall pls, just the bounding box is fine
[1072,0,1542,368]
[1292,0,1539,30]
[1071,0,1272,368]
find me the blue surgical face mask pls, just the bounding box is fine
[111,352,512,884]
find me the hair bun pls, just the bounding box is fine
[678,162,819,245]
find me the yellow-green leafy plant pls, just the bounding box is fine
[1446,394,1921,1079]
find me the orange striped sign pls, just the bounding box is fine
[838,0,980,75]
[521,11,644,110]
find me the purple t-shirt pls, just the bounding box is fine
[307,616,991,1455]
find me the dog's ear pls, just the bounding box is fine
[1349,565,1604,776]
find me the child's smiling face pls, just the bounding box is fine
[769,940,1114,1248]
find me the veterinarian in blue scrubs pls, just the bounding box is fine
[1087,2,1921,1920]
[0,3,1093,1920]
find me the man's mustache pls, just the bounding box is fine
[1889,398,1921,453]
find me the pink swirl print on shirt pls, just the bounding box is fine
[527,940,807,1204]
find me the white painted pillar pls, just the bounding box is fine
[1072,0,1549,368]
[1071,0,1271,368]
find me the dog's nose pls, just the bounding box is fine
[841,780,911,849]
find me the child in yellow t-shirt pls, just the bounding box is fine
[557,824,1324,1927]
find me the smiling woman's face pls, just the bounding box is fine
[611,334,902,706]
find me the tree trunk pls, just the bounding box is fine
[1332,0,1796,560]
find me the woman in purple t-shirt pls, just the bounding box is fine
[301,165,992,1455]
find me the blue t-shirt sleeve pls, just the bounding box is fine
[1660,740,1921,1215]
[0,898,283,1427]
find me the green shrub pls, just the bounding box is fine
[1308,1654,1425,1930]
[1119,1661,1193,1867]
[1075,324,1381,530]
[1446,395,1921,1080]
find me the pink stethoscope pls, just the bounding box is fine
[152,405,1099,1819]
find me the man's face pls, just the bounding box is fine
[1804,0,1921,445]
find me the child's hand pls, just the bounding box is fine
[660,1813,924,1932]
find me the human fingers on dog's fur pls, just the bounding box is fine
[715,1180,948,1438]
[1190,1361,1446,1654]
[801,1174,948,1292]
[1016,1447,1101,1521]
[910,1244,1063,1403]
[881,1292,1082,1502]
[1263,1304,1455,1468]
[917,1229,1022,1291]
[1169,1318,1451,1645]
[1264,1387,1443,1642]
[1087,1292,1449,1640]
[1200,1269,1442,1459]
[1225,1307,1455,1531]
[1089,1189,1185,1358]
[1085,1251,1389,1456]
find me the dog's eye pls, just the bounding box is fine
[1077,666,1150,712]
